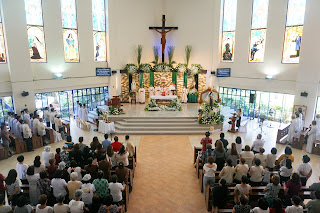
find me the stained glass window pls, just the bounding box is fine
[282,0,306,63]
[221,0,237,62]
[92,0,107,62]
[24,0,46,62]
[0,13,7,63]
[249,0,269,62]
[60,0,79,62]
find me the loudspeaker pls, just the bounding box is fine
[301,92,308,97]
[112,70,117,74]
[249,94,256,104]
[21,91,29,97]
[211,71,216,75]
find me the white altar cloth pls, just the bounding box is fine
[98,121,115,134]
[150,95,177,100]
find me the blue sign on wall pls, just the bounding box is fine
[96,68,111,76]
[216,68,231,77]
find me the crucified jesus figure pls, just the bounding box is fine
[152,27,175,55]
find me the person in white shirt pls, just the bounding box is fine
[42,146,54,167]
[16,155,28,184]
[35,194,53,213]
[297,155,312,186]
[38,118,47,146]
[74,101,80,119]
[51,170,68,198]
[249,158,264,186]
[54,115,63,133]
[23,109,30,125]
[16,119,23,139]
[69,189,86,213]
[49,109,57,130]
[78,104,83,120]
[254,148,267,168]
[138,86,145,104]
[219,158,235,184]
[81,174,95,205]
[181,86,188,103]
[43,107,50,127]
[287,115,299,143]
[285,195,304,213]
[240,145,255,168]
[280,158,293,183]
[251,197,269,213]
[234,158,249,183]
[108,174,126,203]
[23,120,33,152]
[33,114,40,135]
[53,194,70,213]
[168,82,176,96]
[203,156,217,193]
[251,134,264,154]
[266,148,277,171]
[81,104,88,122]
[306,120,318,153]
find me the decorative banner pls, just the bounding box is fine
[195,74,199,90]
[172,72,177,87]
[139,72,143,87]
[128,74,132,92]
[183,73,187,88]
[149,72,154,86]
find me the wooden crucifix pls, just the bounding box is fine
[149,15,178,63]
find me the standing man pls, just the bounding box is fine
[148,85,155,98]
[1,124,12,157]
[82,104,88,122]
[138,86,145,104]
[306,121,318,153]
[23,120,33,152]
[33,114,40,135]
[181,86,188,103]
[125,135,135,157]
[200,131,212,153]
[50,108,57,130]
[287,115,299,144]
[75,101,80,118]
[44,107,50,127]
[251,134,264,154]
[216,133,228,151]
[111,136,122,152]
[101,134,112,151]
[23,109,30,125]
[37,118,47,146]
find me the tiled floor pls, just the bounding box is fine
[127,135,207,213]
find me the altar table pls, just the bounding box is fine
[150,95,178,105]
[98,121,116,134]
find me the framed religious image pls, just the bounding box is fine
[293,105,306,120]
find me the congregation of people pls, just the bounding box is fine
[0,133,135,213]
[199,132,320,213]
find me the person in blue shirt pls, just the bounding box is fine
[102,134,112,151]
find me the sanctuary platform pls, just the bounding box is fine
[108,103,222,135]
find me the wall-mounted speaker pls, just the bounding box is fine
[301,92,308,97]
[21,91,29,97]
[211,71,216,75]
[112,70,117,74]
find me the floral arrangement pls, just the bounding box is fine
[190,64,203,75]
[140,63,153,73]
[153,62,173,72]
[96,108,103,116]
[188,88,198,96]
[145,98,182,111]
[176,63,188,73]
[198,101,224,125]
[109,106,124,115]
[125,64,138,74]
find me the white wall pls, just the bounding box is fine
[0,0,319,123]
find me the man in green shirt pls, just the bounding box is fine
[306,190,320,213]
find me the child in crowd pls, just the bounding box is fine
[16,155,28,184]
[55,148,61,165]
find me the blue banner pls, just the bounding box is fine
[216,68,231,77]
[96,68,111,76]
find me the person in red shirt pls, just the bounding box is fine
[55,148,61,165]
[200,131,212,153]
[111,136,122,152]
[0,173,5,196]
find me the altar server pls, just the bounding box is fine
[181,86,188,103]
[78,103,83,120]
[155,85,161,96]
[306,120,318,153]
[131,80,137,91]
[168,82,176,96]
[82,104,88,121]
[44,107,50,127]
[138,86,146,104]
[287,115,299,143]
[148,85,155,98]
[50,108,57,130]
[33,114,40,135]
[75,101,80,118]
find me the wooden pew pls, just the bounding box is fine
[14,136,27,154]
[0,146,8,160]
[276,123,290,144]
[312,141,320,155]
[128,156,136,178]
[32,134,43,149]
[134,146,137,164]
[292,128,308,150]
[62,121,70,136]
[194,146,202,165]
[45,128,54,144]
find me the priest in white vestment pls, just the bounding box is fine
[155,85,161,96]
[138,87,145,103]
[75,101,80,118]
[306,120,317,153]
[78,104,83,120]
[131,80,136,92]
[168,83,176,96]
[81,104,88,121]
[181,86,188,103]
[162,86,168,96]
[148,85,155,98]
[287,115,299,143]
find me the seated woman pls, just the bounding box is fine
[115,145,129,167]
[227,143,239,167]
[263,174,281,207]
[235,136,243,155]
[69,189,87,213]
[33,155,46,174]
[47,158,58,180]
[297,155,312,186]
[84,158,98,180]
[251,197,269,213]
[93,171,109,199]
[232,194,251,213]
[234,175,251,203]
[214,140,226,171]
[107,145,117,168]
[269,198,285,213]
[202,156,217,193]
[219,158,235,185]
[280,158,293,183]
[98,194,122,213]
[35,194,53,213]
[108,174,126,205]
[212,179,229,213]
[278,146,294,163]
[95,144,106,161]
[42,146,54,167]
[249,158,264,186]
[90,136,100,151]
[254,148,267,168]
[234,158,249,184]
[266,148,277,171]
[240,145,255,168]
[115,163,129,185]
[283,173,302,207]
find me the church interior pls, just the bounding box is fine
[0,0,320,212]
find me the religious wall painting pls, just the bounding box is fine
[63,29,79,62]
[221,32,235,62]
[93,31,106,62]
[251,0,269,29]
[61,0,77,29]
[249,29,266,62]
[286,0,306,27]
[27,26,47,62]
[24,0,43,26]
[92,0,106,32]
[223,0,238,32]
[282,26,303,64]
[0,25,6,63]
[293,105,306,120]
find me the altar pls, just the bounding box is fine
[151,95,177,105]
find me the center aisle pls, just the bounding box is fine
[127,135,207,213]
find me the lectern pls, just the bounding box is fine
[228,113,237,133]
[111,96,120,107]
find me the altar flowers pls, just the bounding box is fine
[145,98,182,111]
[198,101,224,125]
